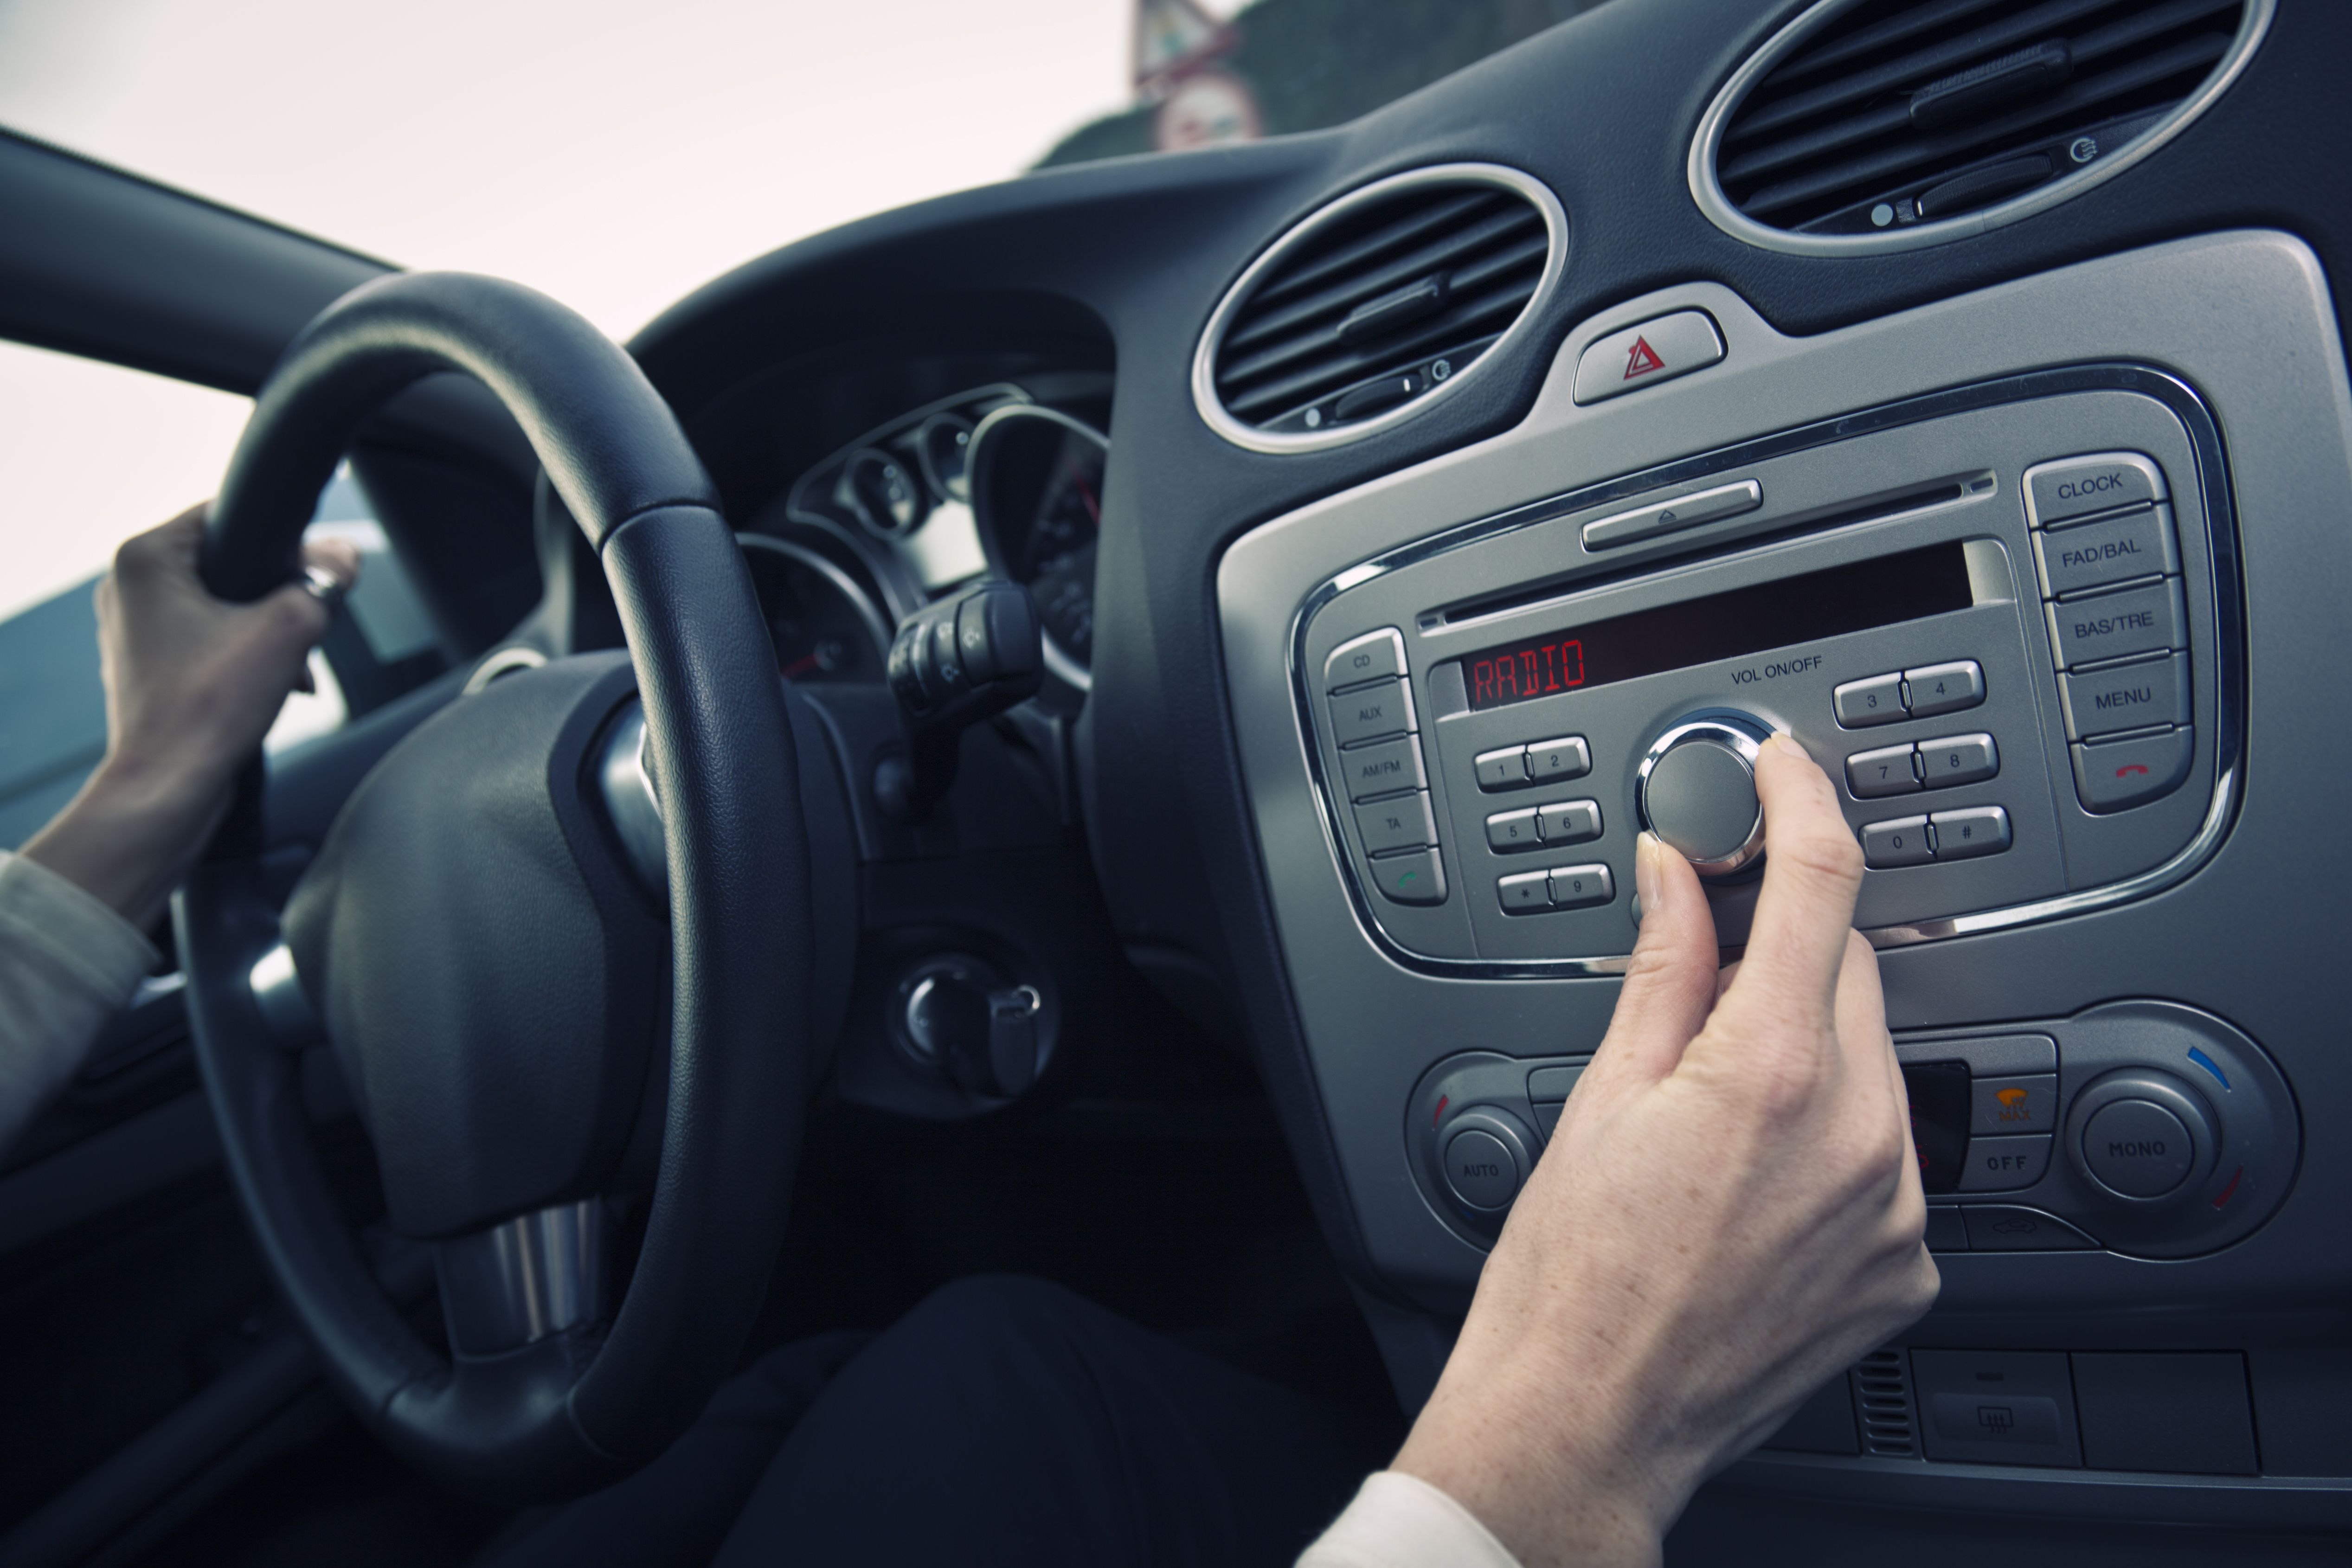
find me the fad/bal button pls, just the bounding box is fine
[2082,1099,2194,1198]
[1442,1129,1522,1211]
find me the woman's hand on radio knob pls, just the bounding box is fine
[1394,733,1937,1568]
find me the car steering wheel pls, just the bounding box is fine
[175,272,813,1502]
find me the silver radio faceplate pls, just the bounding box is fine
[1293,378,2234,975]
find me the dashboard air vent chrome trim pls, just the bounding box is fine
[1193,163,1567,455]
[1690,0,2273,256]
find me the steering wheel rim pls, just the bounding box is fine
[176,271,812,1501]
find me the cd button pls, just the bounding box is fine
[1833,672,1907,728]
[1329,677,1416,748]
[1324,629,1406,692]
[1918,733,1998,789]
[1902,660,1985,719]
[1845,742,1921,799]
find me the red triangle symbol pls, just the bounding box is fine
[1623,336,1665,379]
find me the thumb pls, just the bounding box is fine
[1584,832,1719,1092]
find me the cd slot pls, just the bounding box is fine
[1430,474,1981,631]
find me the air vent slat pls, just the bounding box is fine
[1200,169,1557,445]
[1704,0,2255,240]
[1738,30,2229,220]
[1219,205,1545,360]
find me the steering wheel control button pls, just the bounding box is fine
[1961,1207,2097,1252]
[1485,808,1542,854]
[1548,863,1614,909]
[1579,477,1761,551]
[1442,1130,1520,1210]
[2082,1100,2196,1198]
[1571,310,1725,406]
[1929,805,2012,861]
[1356,792,1437,857]
[1845,742,1921,798]
[2059,653,2190,742]
[1972,1075,2058,1137]
[2024,451,2168,529]
[1329,678,1415,748]
[1536,799,1603,845]
[1475,745,1529,791]
[1861,816,1933,869]
[1372,846,1447,906]
[1958,1134,2053,1193]
[1639,717,1767,876]
[1902,660,1986,719]
[1497,870,1552,914]
[1834,672,1907,728]
[2044,577,2187,670]
[1325,629,1406,692]
[2071,726,2194,813]
[1916,733,1999,789]
[1525,735,1593,783]
[2032,506,2181,599]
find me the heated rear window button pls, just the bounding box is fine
[1913,1349,2083,1467]
[2024,451,2167,528]
[1571,311,1724,405]
[1860,816,1932,869]
[2059,653,2190,742]
[1959,1134,2052,1193]
[2072,726,2193,813]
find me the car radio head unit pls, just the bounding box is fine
[1298,378,2233,973]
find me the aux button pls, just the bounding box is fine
[1638,712,1771,878]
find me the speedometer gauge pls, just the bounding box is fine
[736,534,894,686]
[968,405,1109,692]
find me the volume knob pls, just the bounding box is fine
[1638,713,1770,877]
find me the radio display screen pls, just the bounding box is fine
[1459,542,1974,712]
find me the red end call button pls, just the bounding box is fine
[2070,726,2193,814]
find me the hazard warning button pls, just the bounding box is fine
[1572,311,1726,406]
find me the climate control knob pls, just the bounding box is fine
[2065,1069,2219,1202]
[1638,713,1771,877]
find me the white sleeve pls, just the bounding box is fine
[0,848,160,1155]
[1298,1471,1524,1568]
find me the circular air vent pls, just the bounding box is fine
[1193,164,1567,454]
[1690,0,2273,254]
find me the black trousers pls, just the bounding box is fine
[477,1276,1384,1568]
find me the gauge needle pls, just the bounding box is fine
[779,654,820,679]
[1073,471,1101,525]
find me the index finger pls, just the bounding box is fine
[1719,733,1865,1026]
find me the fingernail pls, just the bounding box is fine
[1634,831,1666,916]
[1767,731,1812,763]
